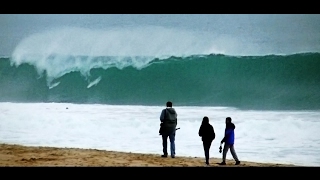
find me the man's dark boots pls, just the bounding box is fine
[161,154,168,158]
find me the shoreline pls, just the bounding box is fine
[0,143,297,167]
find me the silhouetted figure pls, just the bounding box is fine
[159,101,177,158]
[198,116,215,165]
[219,117,240,165]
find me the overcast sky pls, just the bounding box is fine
[1,14,320,56]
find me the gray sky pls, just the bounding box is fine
[1,14,320,56]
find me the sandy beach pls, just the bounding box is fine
[0,143,297,167]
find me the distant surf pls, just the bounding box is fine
[1,52,320,110]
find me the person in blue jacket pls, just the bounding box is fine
[219,117,240,165]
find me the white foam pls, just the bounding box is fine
[0,102,319,166]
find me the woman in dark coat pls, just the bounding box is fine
[198,116,215,165]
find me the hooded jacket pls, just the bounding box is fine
[221,122,236,145]
[160,107,177,133]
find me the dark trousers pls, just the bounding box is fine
[203,140,213,164]
[162,130,176,156]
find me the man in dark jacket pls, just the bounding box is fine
[198,116,215,165]
[219,117,240,165]
[159,101,177,158]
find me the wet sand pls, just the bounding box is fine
[0,143,297,167]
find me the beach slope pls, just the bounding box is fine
[0,143,296,167]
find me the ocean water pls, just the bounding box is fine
[0,102,319,167]
[0,26,320,167]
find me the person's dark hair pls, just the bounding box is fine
[166,101,172,107]
[202,116,209,125]
[226,117,232,122]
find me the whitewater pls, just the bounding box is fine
[1,25,320,167]
[0,102,319,166]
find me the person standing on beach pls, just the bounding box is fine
[159,101,177,158]
[219,117,240,165]
[198,116,215,165]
